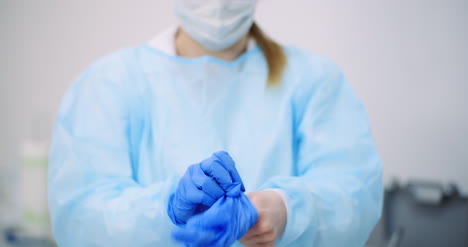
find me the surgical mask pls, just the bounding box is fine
[175,0,257,51]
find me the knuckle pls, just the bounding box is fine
[259,222,273,233]
[264,232,276,241]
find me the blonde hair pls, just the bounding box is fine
[249,22,287,86]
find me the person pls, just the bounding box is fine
[48,0,383,246]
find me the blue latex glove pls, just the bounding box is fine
[172,183,258,247]
[168,151,245,225]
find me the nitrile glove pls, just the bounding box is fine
[168,151,245,226]
[172,183,258,247]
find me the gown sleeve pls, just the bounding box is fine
[48,57,177,247]
[258,54,383,246]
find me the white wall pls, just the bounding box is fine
[1,0,467,193]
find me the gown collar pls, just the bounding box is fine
[148,26,257,57]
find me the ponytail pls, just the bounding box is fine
[250,22,287,86]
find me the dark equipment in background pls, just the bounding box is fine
[367,180,468,247]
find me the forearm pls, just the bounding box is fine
[258,168,383,246]
[49,177,178,246]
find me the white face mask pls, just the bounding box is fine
[175,0,257,51]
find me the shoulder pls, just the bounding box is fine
[84,46,146,83]
[283,45,346,89]
[59,46,149,115]
[280,46,349,111]
[282,45,344,84]
[68,46,151,97]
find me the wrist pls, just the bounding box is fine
[241,190,288,246]
[264,189,289,212]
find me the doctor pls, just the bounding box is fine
[48,0,383,246]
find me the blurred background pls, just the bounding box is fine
[1,0,467,246]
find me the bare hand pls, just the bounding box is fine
[240,190,287,247]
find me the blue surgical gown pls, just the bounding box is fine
[48,35,383,246]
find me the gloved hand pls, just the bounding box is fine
[168,151,245,226]
[172,183,258,247]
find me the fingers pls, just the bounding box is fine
[242,231,275,243]
[171,152,245,228]
[200,156,233,191]
[177,151,244,209]
[186,164,223,204]
[240,232,276,247]
[201,177,226,199]
[191,164,226,198]
[240,231,276,247]
[213,151,246,191]
[240,241,275,247]
[243,241,275,247]
[242,218,274,240]
[179,175,216,206]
